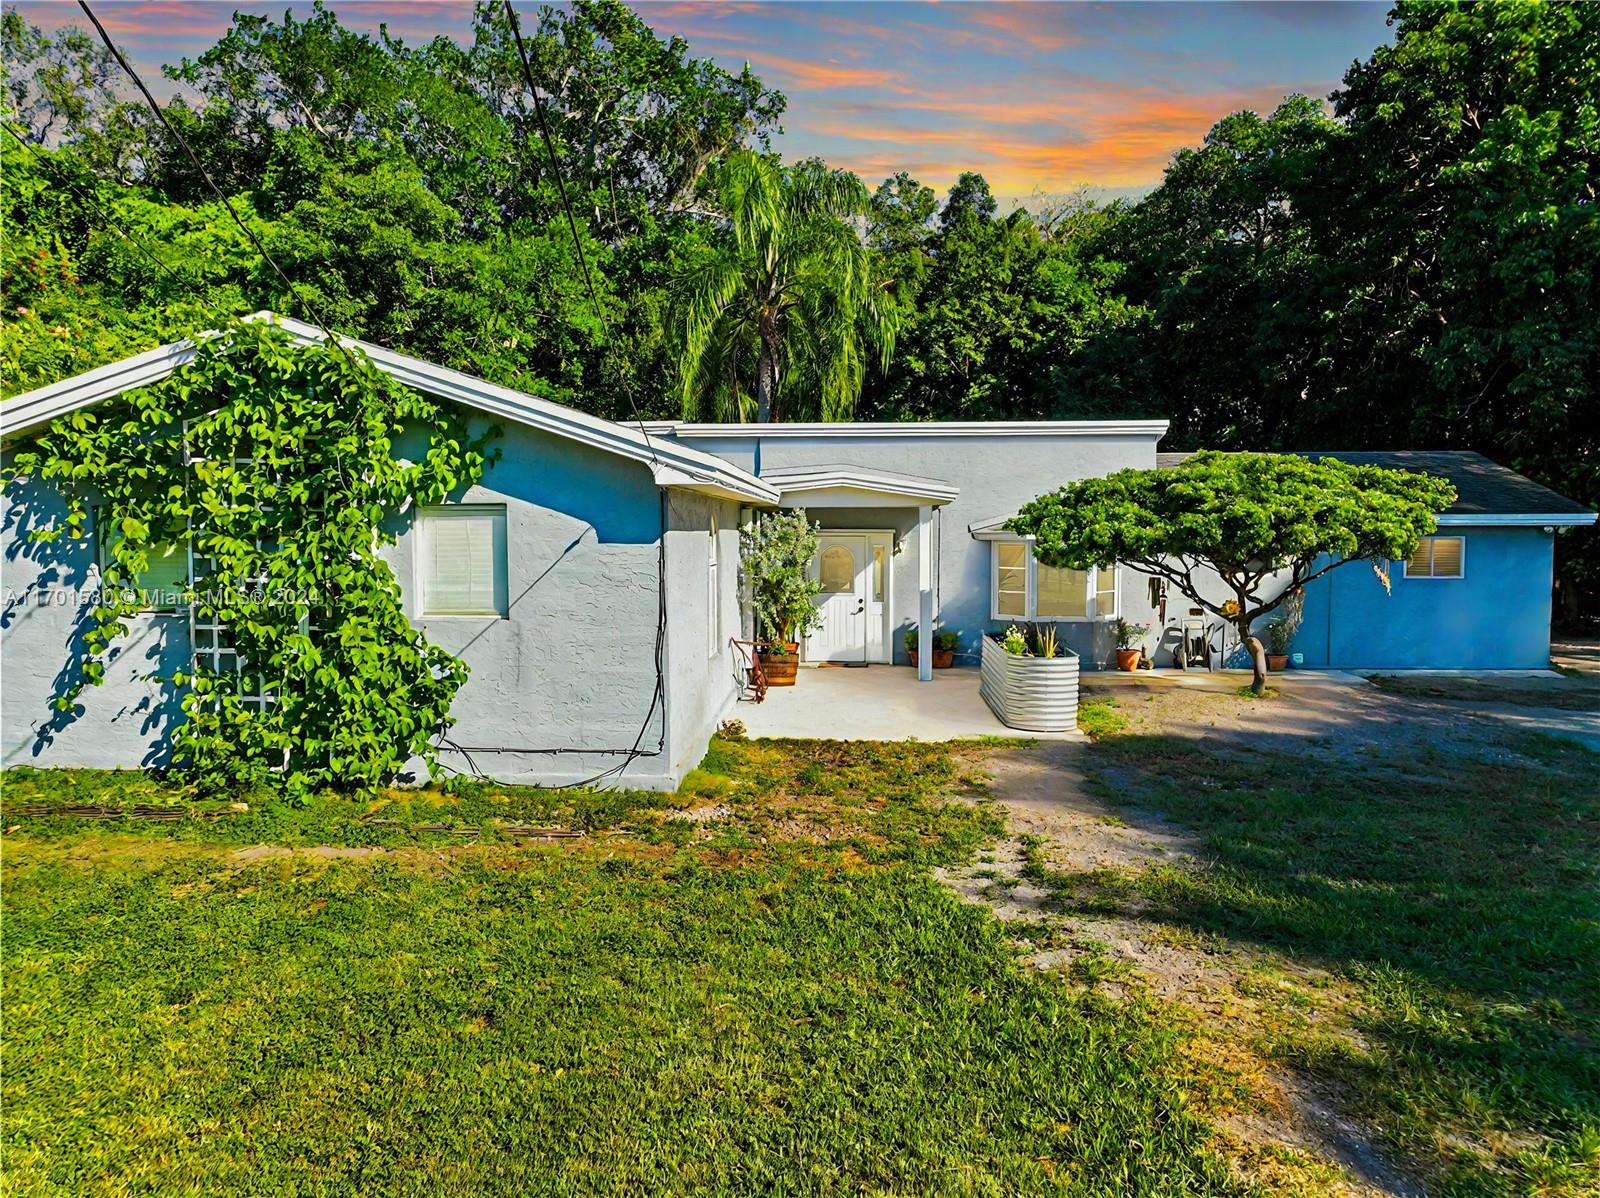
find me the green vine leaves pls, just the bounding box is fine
[4,320,499,795]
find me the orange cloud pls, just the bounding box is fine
[746,51,910,92]
[958,3,1080,53]
[801,84,1321,192]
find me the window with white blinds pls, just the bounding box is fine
[419,505,508,616]
[990,541,1118,620]
[1403,536,1465,579]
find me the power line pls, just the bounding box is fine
[501,0,660,467]
[75,0,360,370]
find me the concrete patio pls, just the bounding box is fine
[736,664,1082,741]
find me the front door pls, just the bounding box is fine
[807,533,868,662]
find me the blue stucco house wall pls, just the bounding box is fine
[1293,527,1556,670]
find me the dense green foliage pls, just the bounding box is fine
[739,509,822,647]
[3,322,495,793]
[0,739,1241,1195]
[1,0,1595,604]
[1009,452,1456,689]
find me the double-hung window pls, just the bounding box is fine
[419,505,508,616]
[1403,536,1464,579]
[991,540,1117,621]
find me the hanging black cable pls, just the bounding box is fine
[76,0,360,370]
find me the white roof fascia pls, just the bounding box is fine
[670,419,1171,439]
[761,464,958,505]
[1,313,778,505]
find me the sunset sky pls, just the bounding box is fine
[10,0,1396,202]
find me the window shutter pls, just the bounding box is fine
[422,508,506,615]
[1430,537,1463,578]
[1406,542,1434,576]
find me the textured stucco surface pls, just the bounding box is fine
[667,429,1158,668]
[2,459,189,768]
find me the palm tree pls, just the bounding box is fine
[674,151,895,422]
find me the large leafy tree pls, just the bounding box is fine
[867,172,1131,420]
[673,151,894,422]
[1009,452,1456,693]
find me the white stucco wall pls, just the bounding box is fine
[664,427,1163,668]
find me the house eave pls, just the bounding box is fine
[1435,512,1596,528]
[0,312,778,505]
[668,419,1172,439]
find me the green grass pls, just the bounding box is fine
[1056,726,1600,1196]
[1076,695,1130,739]
[1,739,1242,1197]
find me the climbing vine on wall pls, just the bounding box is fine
[4,320,498,795]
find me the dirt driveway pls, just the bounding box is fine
[939,669,1599,1198]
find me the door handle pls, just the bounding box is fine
[854,600,865,614]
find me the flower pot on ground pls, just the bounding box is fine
[756,642,800,686]
[1113,618,1150,672]
[980,626,1079,732]
[741,511,823,686]
[904,628,958,669]
[1264,615,1294,673]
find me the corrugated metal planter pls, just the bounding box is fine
[980,636,1079,732]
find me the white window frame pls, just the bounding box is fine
[989,539,1118,621]
[1401,535,1466,580]
[708,511,721,658]
[416,504,509,617]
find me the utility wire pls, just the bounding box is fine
[501,0,660,467]
[76,0,361,370]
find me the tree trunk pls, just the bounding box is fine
[755,310,781,423]
[1238,616,1268,694]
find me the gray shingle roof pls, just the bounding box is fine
[1154,450,1592,518]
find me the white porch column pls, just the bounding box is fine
[917,503,933,682]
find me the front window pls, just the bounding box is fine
[990,540,1116,620]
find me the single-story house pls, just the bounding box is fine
[3,315,1593,788]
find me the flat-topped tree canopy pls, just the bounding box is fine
[1009,450,1461,693]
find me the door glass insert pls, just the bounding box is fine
[819,544,856,592]
[871,545,885,602]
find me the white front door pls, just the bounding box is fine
[807,533,868,663]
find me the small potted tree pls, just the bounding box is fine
[905,628,959,669]
[740,510,823,686]
[1264,618,1293,672]
[1113,619,1149,671]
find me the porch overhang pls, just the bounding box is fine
[760,463,958,508]
[968,513,1029,540]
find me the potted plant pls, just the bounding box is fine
[1264,617,1292,672]
[980,623,1080,732]
[1113,618,1149,671]
[905,628,959,669]
[740,510,823,687]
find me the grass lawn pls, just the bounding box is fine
[1041,695,1600,1197]
[1,740,1242,1197]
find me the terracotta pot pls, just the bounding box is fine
[906,648,957,669]
[1115,648,1140,671]
[1266,654,1290,672]
[757,644,800,687]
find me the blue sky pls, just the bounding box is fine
[10,0,1396,201]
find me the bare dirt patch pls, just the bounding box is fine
[940,724,1428,1197]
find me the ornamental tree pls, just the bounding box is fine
[1008,452,1456,694]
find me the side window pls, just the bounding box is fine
[419,505,508,616]
[98,511,188,612]
[990,540,1117,620]
[993,541,1029,619]
[1403,536,1464,579]
[708,511,721,657]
